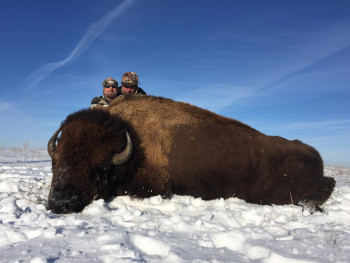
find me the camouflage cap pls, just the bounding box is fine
[102,77,118,87]
[121,72,138,87]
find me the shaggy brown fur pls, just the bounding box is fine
[48,95,335,214]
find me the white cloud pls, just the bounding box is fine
[260,19,350,92]
[0,101,12,112]
[286,119,350,130]
[250,119,350,132]
[24,0,136,90]
[175,84,258,112]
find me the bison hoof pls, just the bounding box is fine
[297,200,324,214]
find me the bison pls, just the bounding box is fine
[47,95,335,214]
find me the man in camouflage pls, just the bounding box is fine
[91,73,146,109]
[120,72,146,95]
[91,77,119,108]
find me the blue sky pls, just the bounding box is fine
[1,0,349,167]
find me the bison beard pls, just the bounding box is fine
[47,95,335,214]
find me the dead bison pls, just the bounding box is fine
[47,95,335,214]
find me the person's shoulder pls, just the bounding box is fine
[91,96,102,105]
[137,87,147,95]
[91,96,103,104]
[90,96,110,109]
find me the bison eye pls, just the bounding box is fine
[92,166,111,183]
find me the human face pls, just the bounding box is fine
[103,85,118,100]
[121,85,137,95]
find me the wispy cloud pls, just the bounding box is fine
[259,19,350,93]
[304,134,350,144]
[250,119,350,131]
[178,19,350,112]
[286,119,350,129]
[176,85,258,112]
[0,101,12,113]
[24,0,136,90]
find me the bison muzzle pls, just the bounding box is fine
[47,95,335,214]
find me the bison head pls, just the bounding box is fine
[47,109,133,214]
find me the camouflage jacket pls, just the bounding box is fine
[90,88,147,109]
[135,87,147,95]
[90,95,111,109]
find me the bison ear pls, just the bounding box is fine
[111,131,133,165]
[48,128,61,158]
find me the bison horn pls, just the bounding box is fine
[112,131,133,165]
[47,128,61,158]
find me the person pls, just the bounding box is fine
[91,77,119,108]
[120,72,146,95]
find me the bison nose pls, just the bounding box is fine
[48,187,83,214]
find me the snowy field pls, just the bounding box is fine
[0,147,349,263]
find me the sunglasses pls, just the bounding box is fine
[104,84,117,88]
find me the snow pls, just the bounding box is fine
[0,147,350,262]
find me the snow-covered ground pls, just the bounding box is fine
[0,147,349,263]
